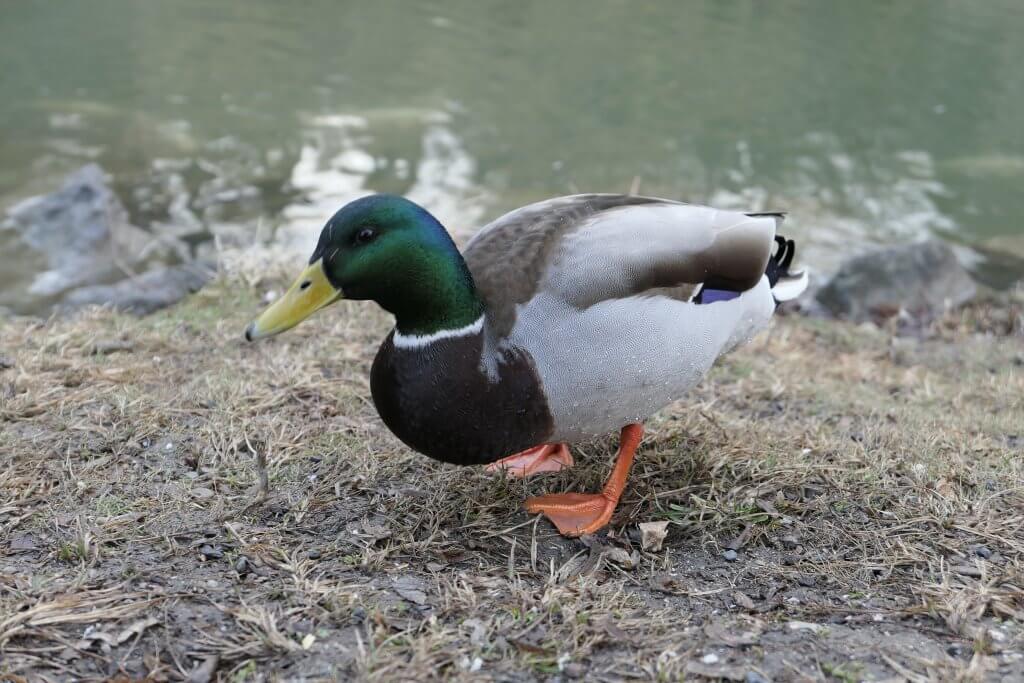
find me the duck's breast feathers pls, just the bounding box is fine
[462,194,782,335]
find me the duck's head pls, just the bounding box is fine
[245,194,482,341]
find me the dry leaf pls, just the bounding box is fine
[392,576,429,605]
[732,591,756,611]
[360,519,392,542]
[638,521,669,552]
[601,546,640,569]
[704,618,762,646]
[115,616,160,644]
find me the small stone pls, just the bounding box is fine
[234,556,249,574]
[745,672,770,683]
[723,549,738,562]
[701,653,720,665]
[947,643,964,657]
[352,607,366,622]
[563,662,585,679]
[972,545,992,559]
[198,544,223,560]
[307,549,322,560]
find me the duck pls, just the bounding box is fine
[245,193,807,537]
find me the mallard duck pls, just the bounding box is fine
[245,194,807,536]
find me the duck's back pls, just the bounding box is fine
[463,194,784,441]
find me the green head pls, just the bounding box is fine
[245,194,483,340]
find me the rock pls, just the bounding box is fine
[1,165,173,312]
[563,662,585,679]
[198,544,223,560]
[59,261,214,315]
[722,549,738,562]
[816,240,977,322]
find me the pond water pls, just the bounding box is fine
[3,0,1024,304]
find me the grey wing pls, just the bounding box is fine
[462,194,781,335]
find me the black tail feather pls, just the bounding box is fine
[765,235,796,287]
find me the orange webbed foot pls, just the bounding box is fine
[485,443,573,479]
[524,424,644,537]
[524,492,615,537]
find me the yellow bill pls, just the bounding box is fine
[245,259,342,341]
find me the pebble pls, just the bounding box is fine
[745,672,770,683]
[307,549,322,560]
[234,556,249,574]
[563,663,585,679]
[723,550,738,562]
[972,545,992,559]
[701,653,720,664]
[199,544,223,560]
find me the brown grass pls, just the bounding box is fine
[1,279,1022,681]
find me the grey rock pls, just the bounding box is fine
[3,165,156,298]
[60,261,214,315]
[199,544,223,560]
[723,549,738,562]
[816,240,977,322]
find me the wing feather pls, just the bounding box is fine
[462,194,780,336]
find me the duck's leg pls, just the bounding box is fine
[485,443,573,478]
[524,424,643,536]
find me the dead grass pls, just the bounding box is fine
[1,280,1022,681]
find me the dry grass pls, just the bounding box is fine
[1,279,1022,682]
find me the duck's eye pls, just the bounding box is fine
[354,227,376,245]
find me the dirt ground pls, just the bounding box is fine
[1,278,1022,682]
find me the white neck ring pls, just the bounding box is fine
[392,315,484,349]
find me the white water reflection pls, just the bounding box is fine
[709,133,958,274]
[273,112,490,262]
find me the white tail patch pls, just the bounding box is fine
[772,270,809,302]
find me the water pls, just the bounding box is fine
[2,0,1024,309]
